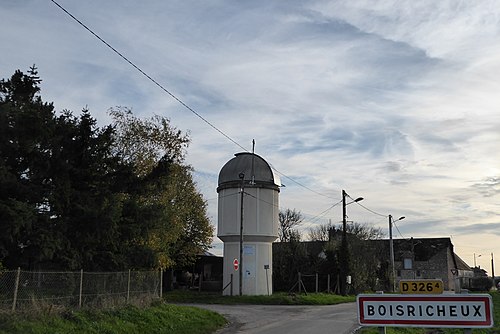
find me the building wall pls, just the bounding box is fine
[396,248,455,290]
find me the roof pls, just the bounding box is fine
[217,152,281,191]
[370,237,456,261]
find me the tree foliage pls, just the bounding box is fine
[0,68,213,270]
[278,208,303,242]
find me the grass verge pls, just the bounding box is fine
[357,292,500,334]
[0,302,226,334]
[165,290,356,305]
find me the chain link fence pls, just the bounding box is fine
[0,269,162,311]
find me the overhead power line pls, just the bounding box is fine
[49,0,247,152]
[50,1,402,227]
[49,0,344,204]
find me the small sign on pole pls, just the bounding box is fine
[357,294,493,328]
[233,258,239,271]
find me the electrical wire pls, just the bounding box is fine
[353,201,388,218]
[393,221,406,239]
[306,199,343,224]
[49,0,247,152]
[49,0,344,205]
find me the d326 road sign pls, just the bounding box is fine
[399,279,444,294]
[357,294,493,328]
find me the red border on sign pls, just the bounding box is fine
[357,295,493,328]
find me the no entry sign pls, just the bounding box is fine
[357,294,493,328]
[233,258,239,271]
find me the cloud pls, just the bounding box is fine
[2,0,500,261]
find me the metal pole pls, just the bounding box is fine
[491,253,495,284]
[265,266,270,296]
[340,190,348,295]
[230,274,233,296]
[315,273,319,293]
[239,173,245,296]
[389,215,396,292]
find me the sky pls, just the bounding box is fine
[1,0,499,272]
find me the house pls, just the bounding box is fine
[272,236,473,293]
[381,237,473,291]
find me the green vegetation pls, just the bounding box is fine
[0,67,213,271]
[165,290,356,305]
[0,303,226,334]
[357,292,500,334]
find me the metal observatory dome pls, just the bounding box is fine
[217,152,280,295]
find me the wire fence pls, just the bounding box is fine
[0,268,162,312]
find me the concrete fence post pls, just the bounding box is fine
[79,269,83,308]
[159,269,163,299]
[127,269,131,303]
[298,272,302,294]
[12,267,21,312]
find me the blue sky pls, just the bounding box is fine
[2,0,499,271]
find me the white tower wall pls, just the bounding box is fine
[217,152,280,296]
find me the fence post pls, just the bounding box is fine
[327,274,331,293]
[11,267,21,312]
[79,269,83,308]
[127,269,131,303]
[315,273,319,293]
[159,269,163,299]
[230,273,233,296]
[298,272,302,294]
[198,272,203,292]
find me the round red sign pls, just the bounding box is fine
[233,258,239,271]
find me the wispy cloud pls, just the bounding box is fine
[1,0,499,265]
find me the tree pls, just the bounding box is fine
[109,106,189,176]
[278,208,303,242]
[109,107,213,269]
[0,69,213,271]
[307,221,385,293]
[307,221,337,242]
[0,66,60,268]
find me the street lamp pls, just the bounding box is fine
[340,190,363,295]
[389,215,405,292]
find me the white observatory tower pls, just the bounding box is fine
[217,152,280,295]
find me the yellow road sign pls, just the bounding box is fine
[399,279,444,294]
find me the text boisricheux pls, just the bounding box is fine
[366,304,483,318]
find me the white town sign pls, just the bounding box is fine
[357,294,493,328]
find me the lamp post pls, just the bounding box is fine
[340,190,363,296]
[474,253,481,268]
[389,215,405,292]
[238,172,245,296]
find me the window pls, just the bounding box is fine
[404,258,412,269]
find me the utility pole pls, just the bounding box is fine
[388,215,405,292]
[339,190,363,296]
[239,172,245,296]
[340,190,348,296]
[492,253,495,284]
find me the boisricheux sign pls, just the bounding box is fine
[357,294,493,328]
